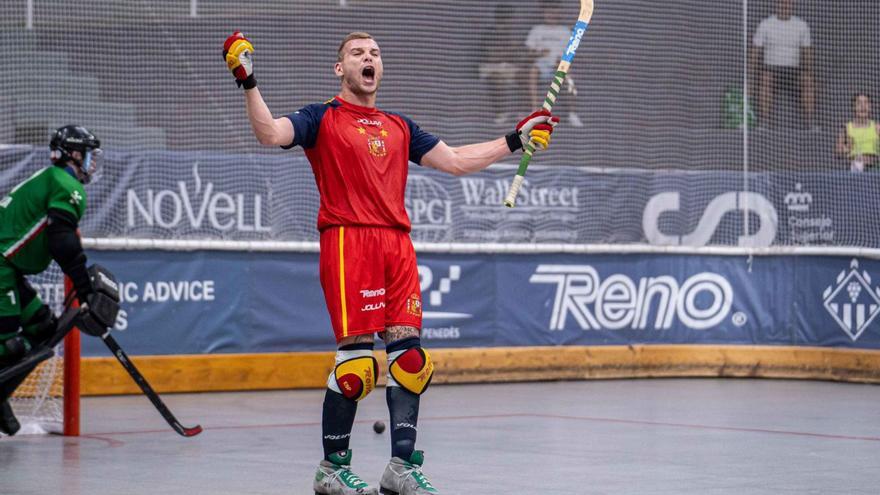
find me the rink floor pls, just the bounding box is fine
[3,379,880,495]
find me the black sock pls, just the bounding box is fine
[385,337,422,460]
[321,342,373,461]
[387,386,420,460]
[322,389,358,460]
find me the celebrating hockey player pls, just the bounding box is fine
[224,31,559,494]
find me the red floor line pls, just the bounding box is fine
[81,412,880,442]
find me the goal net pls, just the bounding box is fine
[9,262,76,435]
[4,0,877,251]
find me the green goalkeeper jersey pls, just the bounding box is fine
[0,166,86,274]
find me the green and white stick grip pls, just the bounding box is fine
[504,0,593,208]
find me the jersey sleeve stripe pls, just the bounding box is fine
[2,216,48,258]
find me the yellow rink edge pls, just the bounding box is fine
[80,345,880,396]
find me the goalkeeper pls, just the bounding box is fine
[225,31,559,495]
[0,125,105,436]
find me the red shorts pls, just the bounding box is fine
[319,226,422,342]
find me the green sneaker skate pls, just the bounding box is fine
[314,449,378,495]
[379,450,438,495]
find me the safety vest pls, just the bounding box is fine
[847,120,879,158]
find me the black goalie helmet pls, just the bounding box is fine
[50,125,102,184]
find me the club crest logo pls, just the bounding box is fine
[358,126,389,157]
[406,293,422,317]
[368,135,387,157]
[823,259,880,341]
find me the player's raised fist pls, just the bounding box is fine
[514,110,560,151]
[223,31,256,89]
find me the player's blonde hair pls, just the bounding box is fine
[337,32,374,61]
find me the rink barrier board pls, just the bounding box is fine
[80,345,880,396]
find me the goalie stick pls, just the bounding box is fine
[86,265,201,436]
[0,302,202,437]
[504,0,594,207]
[101,333,203,437]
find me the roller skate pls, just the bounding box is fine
[314,449,378,495]
[379,450,438,494]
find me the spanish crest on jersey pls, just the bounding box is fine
[367,131,388,157]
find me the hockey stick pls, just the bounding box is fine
[101,334,203,437]
[504,0,594,207]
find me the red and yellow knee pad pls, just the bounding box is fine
[328,342,434,399]
[388,346,434,395]
[330,353,378,401]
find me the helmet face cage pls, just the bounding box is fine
[50,125,102,184]
[79,148,103,184]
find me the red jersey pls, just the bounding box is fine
[285,96,440,232]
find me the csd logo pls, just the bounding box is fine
[643,191,778,247]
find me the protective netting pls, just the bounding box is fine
[2,0,879,249]
[9,263,67,435]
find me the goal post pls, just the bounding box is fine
[62,275,80,437]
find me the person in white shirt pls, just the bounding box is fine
[750,0,815,127]
[526,0,583,127]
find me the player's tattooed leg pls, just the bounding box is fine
[382,325,419,344]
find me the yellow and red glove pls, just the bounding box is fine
[223,31,256,89]
[508,109,560,152]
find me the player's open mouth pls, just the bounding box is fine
[362,66,375,83]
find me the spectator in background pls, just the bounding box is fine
[750,0,815,128]
[836,93,879,171]
[479,4,523,125]
[526,0,583,127]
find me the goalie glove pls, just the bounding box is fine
[506,109,560,152]
[223,31,256,89]
[77,265,121,337]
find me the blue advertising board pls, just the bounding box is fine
[79,250,880,356]
[2,147,879,248]
[4,147,880,356]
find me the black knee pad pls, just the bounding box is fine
[0,316,26,366]
[0,336,30,367]
[22,305,57,346]
[0,315,20,334]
